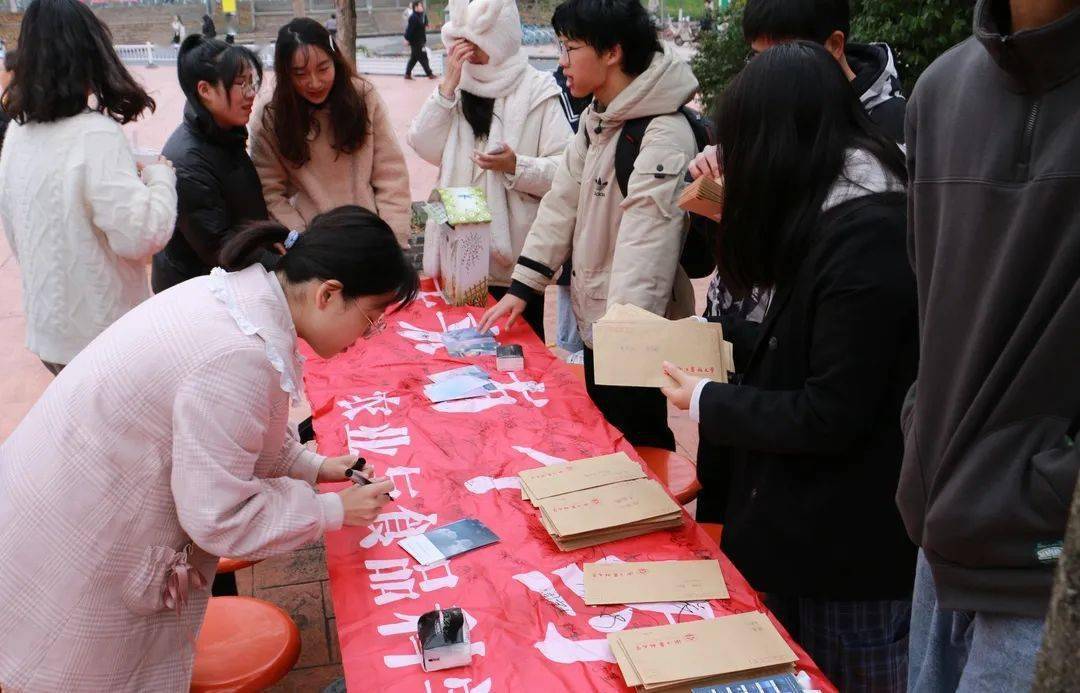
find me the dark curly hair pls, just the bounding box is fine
[265,17,370,168]
[2,0,154,125]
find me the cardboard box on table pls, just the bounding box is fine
[427,187,492,307]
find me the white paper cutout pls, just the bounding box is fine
[387,466,422,499]
[534,622,616,664]
[512,446,569,467]
[365,559,420,606]
[465,475,522,495]
[360,505,438,549]
[443,678,492,693]
[512,571,577,616]
[338,391,401,419]
[416,560,460,592]
[347,423,412,457]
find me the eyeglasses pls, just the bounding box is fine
[558,42,585,61]
[360,308,387,340]
[234,78,261,97]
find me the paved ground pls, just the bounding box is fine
[0,67,707,690]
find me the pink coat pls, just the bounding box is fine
[0,265,344,691]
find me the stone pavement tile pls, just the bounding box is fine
[321,579,335,619]
[254,581,332,669]
[234,566,254,596]
[267,663,344,693]
[255,545,329,589]
[328,617,341,665]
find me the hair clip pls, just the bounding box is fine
[284,229,300,249]
[328,34,337,53]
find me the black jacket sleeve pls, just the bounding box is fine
[698,204,915,455]
[175,159,231,268]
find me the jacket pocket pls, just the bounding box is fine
[121,543,207,617]
[923,416,1078,569]
[570,267,610,335]
[626,148,688,218]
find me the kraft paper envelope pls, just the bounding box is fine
[583,559,728,605]
[538,478,680,538]
[609,612,797,688]
[593,318,729,388]
[678,176,724,222]
[518,452,644,501]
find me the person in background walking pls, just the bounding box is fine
[408,0,572,339]
[171,14,186,46]
[202,13,216,38]
[0,0,177,376]
[251,18,412,245]
[151,36,268,294]
[405,1,436,80]
[326,12,338,40]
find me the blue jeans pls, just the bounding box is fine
[908,550,1046,692]
[555,285,584,353]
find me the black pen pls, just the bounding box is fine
[344,457,394,499]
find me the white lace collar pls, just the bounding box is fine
[208,265,306,406]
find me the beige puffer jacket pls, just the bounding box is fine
[509,46,699,346]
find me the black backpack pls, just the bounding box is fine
[586,106,718,278]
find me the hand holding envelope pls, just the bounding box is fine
[592,304,734,389]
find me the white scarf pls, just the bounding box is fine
[431,66,559,269]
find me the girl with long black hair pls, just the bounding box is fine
[250,18,412,245]
[0,0,177,374]
[662,42,917,691]
[151,34,269,293]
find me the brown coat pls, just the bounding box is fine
[250,78,412,246]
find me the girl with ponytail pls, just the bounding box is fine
[0,205,417,690]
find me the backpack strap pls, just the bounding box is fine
[613,115,657,199]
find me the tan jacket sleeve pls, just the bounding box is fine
[365,85,413,248]
[249,104,309,231]
[509,128,587,293]
[504,97,573,199]
[607,115,696,315]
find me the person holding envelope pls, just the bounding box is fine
[661,43,917,691]
[407,0,572,339]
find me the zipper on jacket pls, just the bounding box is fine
[1017,100,1040,180]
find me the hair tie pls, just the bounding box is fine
[284,229,300,250]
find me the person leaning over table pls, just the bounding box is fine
[250,18,412,247]
[662,43,917,692]
[0,206,412,692]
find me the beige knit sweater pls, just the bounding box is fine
[250,78,412,246]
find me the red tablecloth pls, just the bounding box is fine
[303,293,835,693]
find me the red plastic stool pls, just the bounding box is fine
[699,522,723,547]
[191,596,300,692]
[634,446,703,505]
[217,557,258,574]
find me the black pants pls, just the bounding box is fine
[151,254,197,294]
[406,43,433,77]
[583,347,675,450]
[489,285,545,342]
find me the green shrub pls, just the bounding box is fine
[691,0,975,110]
